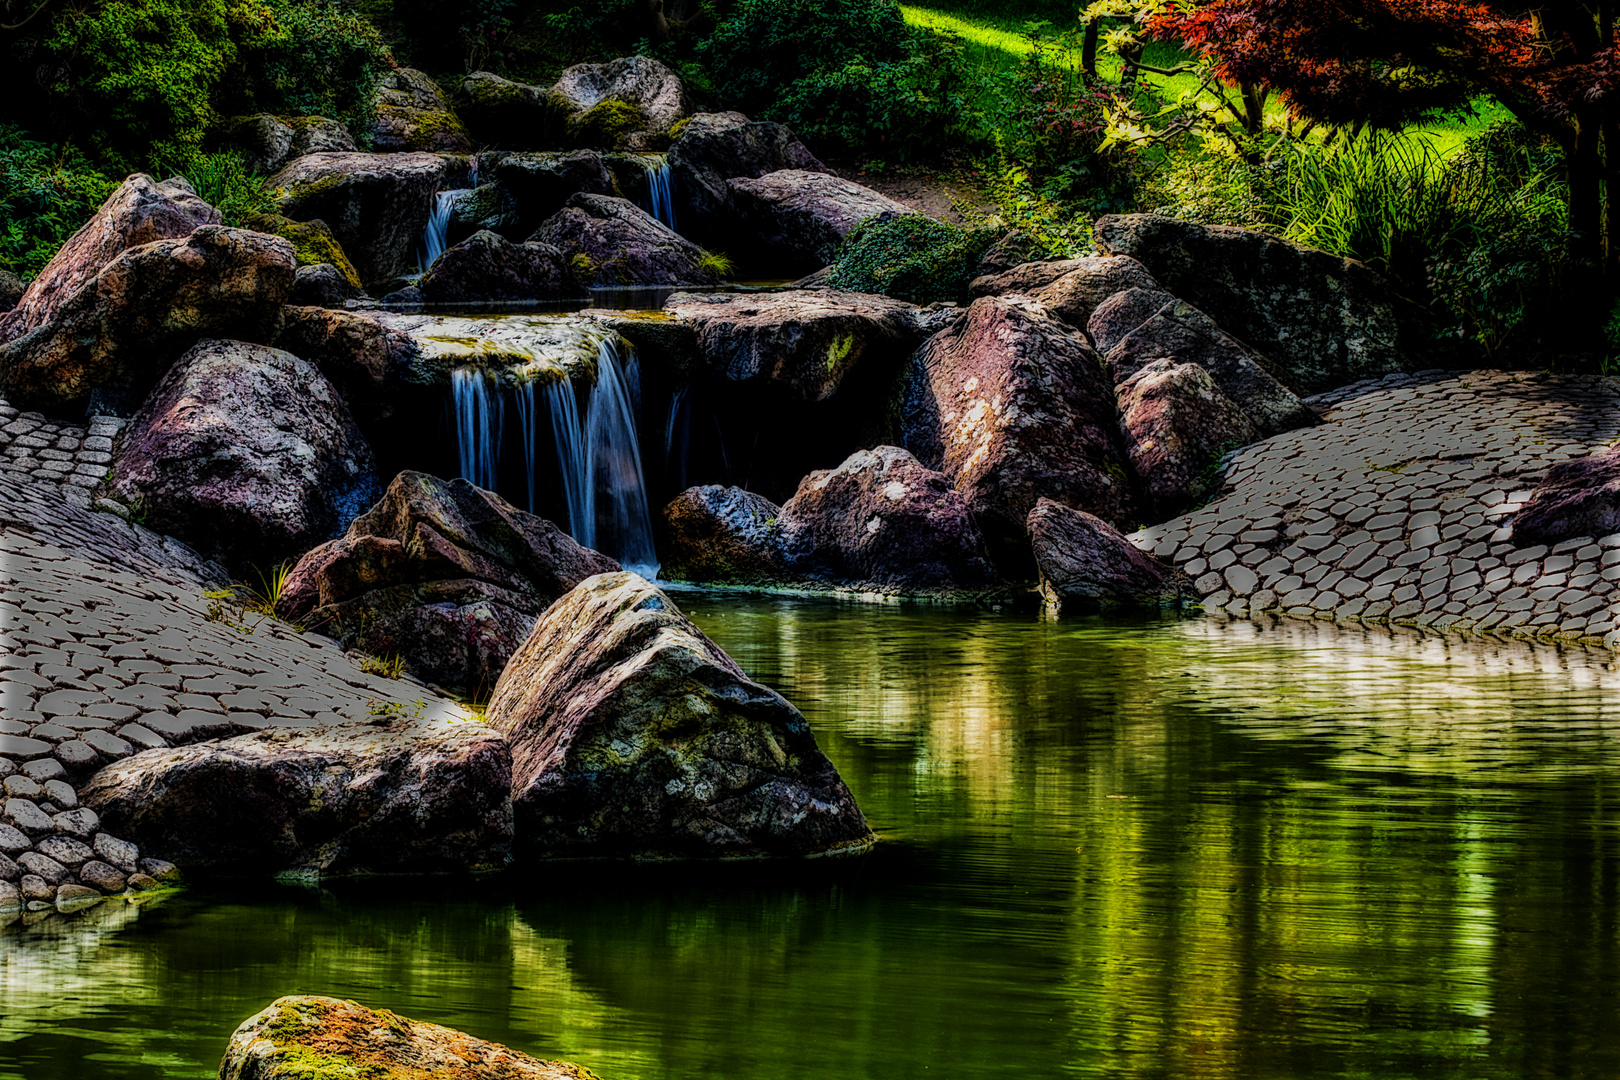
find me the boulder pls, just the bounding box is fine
[1510,446,1620,545]
[972,229,1047,279]
[220,996,595,1080]
[273,306,417,425]
[1027,497,1194,614]
[667,112,831,243]
[0,225,295,412]
[289,262,361,307]
[550,55,690,147]
[491,151,616,233]
[1025,256,1161,329]
[247,213,364,290]
[529,193,718,286]
[660,485,787,586]
[0,174,220,344]
[969,257,1105,298]
[286,116,359,158]
[487,572,876,859]
[371,68,473,153]
[277,471,619,693]
[775,446,1000,595]
[104,339,380,570]
[214,114,294,174]
[80,717,513,875]
[903,296,1135,564]
[1093,213,1426,393]
[729,169,914,273]
[416,229,576,303]
[665,289,922,400]
[0,271,23,313]
[1086,286,1181,355]
[269,152,447,284]
[459,71,550,147]
[1116,360,1257,520]
[448,182,522,240]
[1101,295,1317,439]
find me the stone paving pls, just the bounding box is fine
[0,396,462,918]
[1131,370,1620,644]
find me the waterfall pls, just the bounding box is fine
[452,367,504,491]
[664,385,690,494]
[418,189,462,275]
[514,380,540,514]
[640,159,677,232]
[543,336,659,578]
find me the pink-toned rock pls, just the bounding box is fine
[903,296,1135,566]
[417,230,576,303]
[983,256,1160,329]
[1028,497,1195,614]
[667,112,831,243]
[278,471,618,693]
[776,446,1000,595]
[1510,445,1620,545]
[729,169,915,273]
[530,193,719,286]
[105,339,379,570]
[660,485,788,587]
[0,174,220,345]
[269,151,447,284]
[1116,360,1257,520]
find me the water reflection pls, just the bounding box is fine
[4,602,1619,1079]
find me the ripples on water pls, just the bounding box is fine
[5,601,1619,1079]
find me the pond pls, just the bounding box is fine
[4,596,1619,1080]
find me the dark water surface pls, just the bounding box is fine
[5,597,1620,1079]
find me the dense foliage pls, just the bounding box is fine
[825,213,998,302]
[0,127,120,277]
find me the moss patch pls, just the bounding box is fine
[250,213,363,289]
[825,213,998,303]
[564,98,648,150]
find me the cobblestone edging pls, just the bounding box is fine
[1131,370,1620,645]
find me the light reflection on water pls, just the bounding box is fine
[4,600,1620,1079]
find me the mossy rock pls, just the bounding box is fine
[825,212,999,304]
[249,214,364,290]
[562,98,649,151]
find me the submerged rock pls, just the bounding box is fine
[1028,497,1194,614]
[1093,213,1426,393]
[278,471,619,693]
[1510,445,1620,545]
[269,151,447,284]
[220,996,596,1080]
[81,717,513,876]
[531,193,718,286]
[0,225,294,412]
[903,296,1134,566]
[775,446,1000,595]
[667,112,830,244]
[487,572,876,860]
[104,339,380,571]
[729,169,914,273]
[417,229,577,303]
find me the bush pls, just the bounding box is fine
[0,127,119,278]
[702,0,965,157]
[226,0,395,143]
[825,213,997,302]
[161,151,276,228]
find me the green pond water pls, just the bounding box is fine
[5,596,1620,1079]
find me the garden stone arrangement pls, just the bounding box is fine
[7,49,1620,1079]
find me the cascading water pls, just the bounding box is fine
[418,189,463,275]
[543,336,659,578]
[664,385,691,494]
[452,366,504,491]
[640,159,677,232]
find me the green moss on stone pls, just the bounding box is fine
[266,1045,384,1080]
[565,98,647,150]
[669,116,692,140]
[825,214,998,304]
[250,213,363,288]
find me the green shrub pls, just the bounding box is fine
[702,0,965,157]
[161,151,275,228]
[225,0,394,143]
[825,213,997,302]
[0,127,119,278]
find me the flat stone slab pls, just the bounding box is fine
[1131,370,1620,644]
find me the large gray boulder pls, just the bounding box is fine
[1511,446,1620,545]
[775,446,1001,595]
[665,288,922,400]
[549,55,690,148]
[1028,497,1194,615]
[1093,213,1427,393]
[490,151,616,233]
[104,339,380,571]
[486,572,876,860]
[216,115,358,174]
[1099,293,1318,439]
[667,112,830,244]
[80,717,513,876]
[221,997,595,1080]
[370,68,472,153]
[729,169,913,273]
[269,152,447,284]
[0,225,294,412]
[277,471,619,693]
[530,193,718,286]
[903,296,1135,565]
[458,71,550,147]
[660,485,788,587]
[1116,360,1257,520]
[1025,256,1161,329]
[0,173,220,343]
[417,230,576,303]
